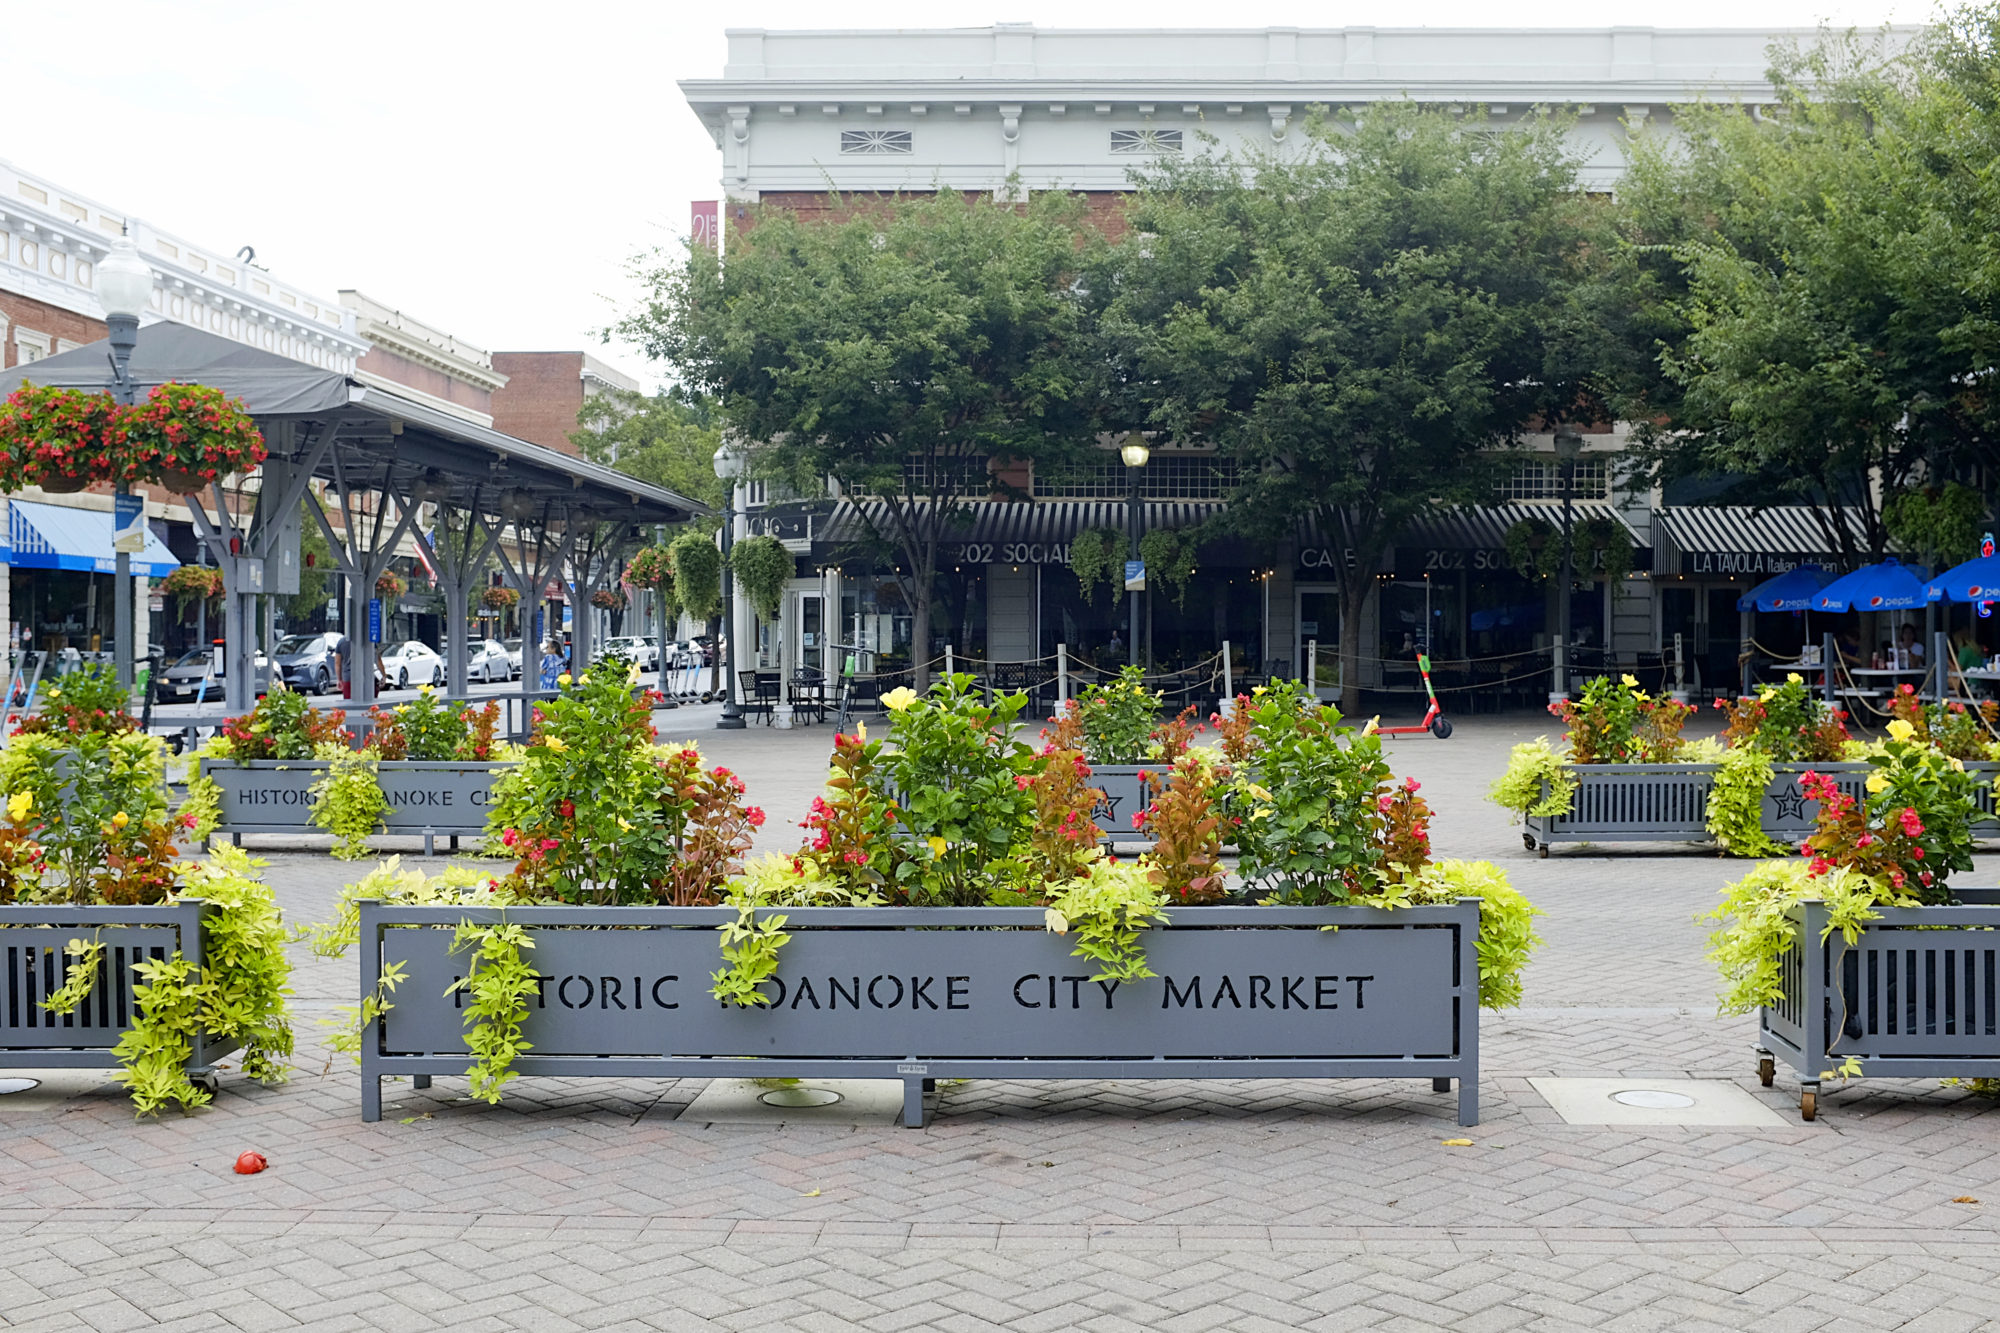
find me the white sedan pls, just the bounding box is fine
[379,640,445,689]
[448,638,514,683]
[601,636,660,670]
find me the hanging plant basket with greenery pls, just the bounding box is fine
[0,384,122,493]
[624,544,673,591]
[590,588,626,611]
[1067,527,1123,606]
[481,585,521,611]
[375,571,407,600]
[729,535,794,621]
[669,532,721,623]
[317,671,1537,1127]
[160,565,226,617]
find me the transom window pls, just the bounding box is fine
[1035,454,1237,500]
[1500,458,1611,502]
[840,129,913,155]
[1110,128,1185,154]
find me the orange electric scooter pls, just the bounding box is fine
[1373,653,1453,739]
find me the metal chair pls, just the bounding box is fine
[737,670,776,725]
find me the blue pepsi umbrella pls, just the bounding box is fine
[1924,553,2000,603]
[1736,565,1835,612]
[1813,559,1931,612]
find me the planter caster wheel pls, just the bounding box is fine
[1800,1089,1817,1121]
[1538,845,1548,859]
[1758,1056,1775,1088]
[192,1071,220,1097]
[1522,833,1536,852]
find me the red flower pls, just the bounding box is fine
[745,806,767,829]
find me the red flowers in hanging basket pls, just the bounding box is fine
[624,544,673,591]
[376,571,408,599]
[591,588,627,611]
[481,585,521,610]
[0,380,265,495]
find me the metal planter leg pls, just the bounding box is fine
[901,1077,927,1128]
[1457,1077,1479,1127]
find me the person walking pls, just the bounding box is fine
[538,639,566,691]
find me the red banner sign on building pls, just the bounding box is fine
[691,200,719,251]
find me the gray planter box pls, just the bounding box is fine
[1524,761,2000,855]
[357,899,1482,1126]
[1089,764,1158,840]
[1759,887,2000,1120]
[0,900,240,1086]
[200,759,511,852]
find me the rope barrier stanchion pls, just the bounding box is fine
[1222,639,1233,708]
[1057,643,1068,708]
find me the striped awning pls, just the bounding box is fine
[816,500,1226,549]
[1300,502,1646,552]
[1653,506,1861,577]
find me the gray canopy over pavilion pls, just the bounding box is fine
[0,322,705,712]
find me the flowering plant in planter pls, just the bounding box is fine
[1884,684,1999,761]
[1716,674,1850,763]
[112,382,266,491]
[214,683,351,761]
[12,664,135,738]
[1550,674,1696,764]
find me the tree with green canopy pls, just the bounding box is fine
[1099,102,1610,710]
[1611,19,2000,563]
[618,188,1102,686]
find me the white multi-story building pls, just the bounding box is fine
[681,25,1915,702]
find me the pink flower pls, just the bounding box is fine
[1920,871,1934,886]
[1404,777,1421,793]
[746,806,767,829]
[843,850,866,866]
[811,829,831,853]
[1856,833,1875,848]
[501,828,519,847]
[1131,810,1146,830]
[1891,870,1907,889]
[540,838,559,852]
[1900,808,1925,838]
[1014,775,1033,790]
[1911,846,1925,860]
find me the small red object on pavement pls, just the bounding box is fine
[233,1151,267,1175]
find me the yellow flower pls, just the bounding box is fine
[1252,685,1268,696]
[926,835,948,858]
[856,721,868,742]
[1886,719,1917,743]
[1865,773,1889,794]
[1247,783,1274,802]
[1786,673,1803,686]
[418,683,433,696]
[557,672,572,688]
[544,736,568,753]
[6,792,31,823]
[111,811,130,829]
[1622,674,1640,689]
[44,688,59,699]
[882,686,919,713]
[626,662,641,684]
[617,817,632,831]
[1043,907,1070,935]
[1951,756,1966,771]
[1362,717,1381,736]
[579,673,590,686]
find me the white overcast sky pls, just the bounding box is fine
[6,0,1925,389]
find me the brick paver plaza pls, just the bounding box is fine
[6,711,1999,1331]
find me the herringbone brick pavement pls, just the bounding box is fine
[8,718,2000,1330]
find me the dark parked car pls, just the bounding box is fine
[272,633,341,694]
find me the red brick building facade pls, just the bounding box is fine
[490,352,639,457]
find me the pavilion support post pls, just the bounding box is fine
[413,497,500,698]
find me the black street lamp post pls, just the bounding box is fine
[1120,433,1150,669]
[713,441,747,730]
[96,233,156,694]
[1550,427,1584,705]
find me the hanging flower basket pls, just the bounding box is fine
[115,383,266,492]
[624,545,673,591]
[590,588,626,611]
[375,571,407,599]
[0,385,120,493]
[160,565,226,617]
[481,585,521,611]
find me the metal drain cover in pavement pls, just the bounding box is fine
[0,1079,38,1095]
[758,1087,843,1109]
[1529,1077,1785,1127]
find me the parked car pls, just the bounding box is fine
[600,635,660,670]
[378,640,445,690]
[445,638,513,684]
[502,638,524,679]
[155,647,273,702]
[272,632,340,694]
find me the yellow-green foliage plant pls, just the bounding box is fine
[1488,737,1576,817]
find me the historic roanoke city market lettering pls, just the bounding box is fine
[446,970,1380,1014]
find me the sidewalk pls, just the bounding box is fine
[5,717,1999,1332]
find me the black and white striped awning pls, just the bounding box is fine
[1653,506,1860,577]
[1299,502,1647,552]
[816,500,1226,549]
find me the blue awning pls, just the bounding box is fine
[6,499,180,578]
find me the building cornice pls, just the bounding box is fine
[0,158,367,372]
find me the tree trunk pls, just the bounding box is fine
[708,614,722,695]
[911,578,933,693]
[1339,573,1371,719]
